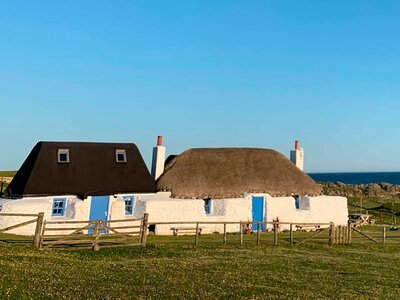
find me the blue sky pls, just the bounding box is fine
[1,1,399,172]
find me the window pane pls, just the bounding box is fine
[116,150,127,162]
[52,199,66,216]
[124,196,134,215]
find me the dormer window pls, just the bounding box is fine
[115,149,127,163]
[57,149,70,163]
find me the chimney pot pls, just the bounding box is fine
[295,140,300,150]
[157,135,163,146]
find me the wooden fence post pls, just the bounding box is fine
[195,222,199,246]
[329,222,335,246]
[92,220,100,251]
[348,223,352,244]
[223,223,227,245]
[33,212,45,249]
[141,213,149,246]
[256,223,260,245]
[39,219,46,250]
[290,223,293,245]
[347,221,352,244]
[239,222,243,246]
[273,221,278,246]
[382,226,386,244]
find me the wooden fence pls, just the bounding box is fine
[40,213,148,250]
[0,212,44,248]
[149,221,334,246]
[1,212,395,250]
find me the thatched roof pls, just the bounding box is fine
[157,148,321,199]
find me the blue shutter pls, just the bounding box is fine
[294,196,300,209]
[204,199,211,215]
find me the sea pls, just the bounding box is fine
[308,172,400,185]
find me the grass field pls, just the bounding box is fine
[0,171,399,298]
[1,231,400,299]
[0,170,16,177]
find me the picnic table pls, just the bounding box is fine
[348,213,375,227]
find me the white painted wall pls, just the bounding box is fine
[0,194,146,235]
[0,195,90,235]
[137,193,347,234]
[137,192,251,234]
[0,193,348,236]
[265,195,348,230]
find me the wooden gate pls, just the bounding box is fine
[40,213,148,250]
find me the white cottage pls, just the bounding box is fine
[0,139,348,236]
[135,139,348,234]
[0,141,156,235]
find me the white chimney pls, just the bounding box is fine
[151,135,166,180]
[290,140,304,171]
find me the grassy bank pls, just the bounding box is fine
[1,235,400,299]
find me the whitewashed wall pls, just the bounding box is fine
[137,193,348,235]
[0,193,348,236]
[0,196,89,235]
[137,192,251,234]
[0,194,143,235]
[265,195,348,230]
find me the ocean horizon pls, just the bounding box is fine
[308,172,400,185]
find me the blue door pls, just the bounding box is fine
[89,196,109,234]
[252,196,264,231]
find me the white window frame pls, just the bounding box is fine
[115,149,127,163]
[57,149,70,163]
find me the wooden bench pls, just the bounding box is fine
[171,227,202,236]
[296,225,320,232]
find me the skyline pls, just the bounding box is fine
[1,1,400,172]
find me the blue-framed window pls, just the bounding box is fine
[294,196,300,209]
[204,198,212,215]
[124,196,134,215]
[52,198,66,216]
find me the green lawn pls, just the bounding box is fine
[1,232,400,299]
[0,171,16,177]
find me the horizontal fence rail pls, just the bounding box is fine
[147,220,400,247]
[0,212,44,248]
[2,211,400,250]
[148,221,335,246]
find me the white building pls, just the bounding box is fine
[143,143,348,234]
[0,139,348,236]
[0,141,156,235]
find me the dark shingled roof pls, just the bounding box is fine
[157,148,321,199]
[4,141,156,198]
